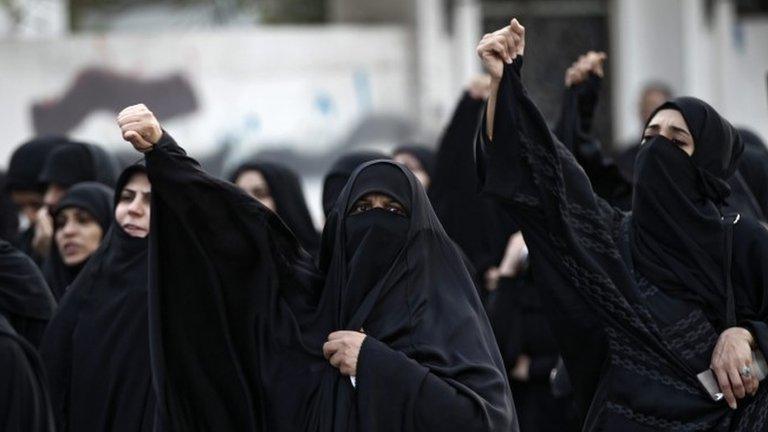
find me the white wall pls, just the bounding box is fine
[0,26,413,167]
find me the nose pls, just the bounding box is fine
[60,219,78,236]
[127,195,144,216]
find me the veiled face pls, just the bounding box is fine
[348,193,407,217]
[642,109,695,156]
[235,169,276,212]
[393,152,431,190]
[115,171,151,238]
[54,207,103,266]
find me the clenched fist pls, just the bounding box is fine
[476,18,525,81]
[323,331,367,377]
[564,51,607,87]
[117,104,162,153]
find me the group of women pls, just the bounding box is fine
[0,16,767,432]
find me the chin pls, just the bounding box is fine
[63,254,89,266]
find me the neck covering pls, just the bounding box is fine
[231,161,320,255]
[322,151,389,216]
[44,182,113,300]
[39,141,119,189]
[631,98,743,325]
[40,164,155,431]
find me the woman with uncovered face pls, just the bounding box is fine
[45,183,112,299]
[41,164,157,432]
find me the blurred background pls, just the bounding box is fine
[1,0,767,223]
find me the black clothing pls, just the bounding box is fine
[0,173,19,241]
[477,59,768,430]
[0,240,55,347]
[145,133,517,431]
[230,161,320,255]
[0,313,55,432]
[44,182,113,299]
[6,136,66,193]
[40,164,156,432]
[39,141,119,189]
[322,151,389,216]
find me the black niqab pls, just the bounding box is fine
[145,133,516,431]
[322,151,389,216]
[40,164,156,432]
[43,182,113,299]
[231,161,320,255]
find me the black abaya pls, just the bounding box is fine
[476,59,768,430]
[0,313,54,432]
[144,133,517,431]
[0,240,55,346]
[40,165,156,432]
[230,161,320,255]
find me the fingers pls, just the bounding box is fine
[322,339,341,359]
[728,367,746,400]
[123,131,153,152]
[713,366,737,409]
[510,19,525,55]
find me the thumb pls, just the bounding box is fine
[124,131,153,152]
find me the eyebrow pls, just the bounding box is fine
[644,124,691,137]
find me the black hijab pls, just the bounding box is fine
[44,182,113,299]
[38,141,119,189]
[322,151,389,216]
[230,161,320,255]
[393,145,435,179]
[0,239,55,346]
[631,98,744,327]
[144,133,516,431]
[6,137,66,194]
[40,164,156,432]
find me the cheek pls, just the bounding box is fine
[83,227,103,253]
[115,205,128,225]
[259,197,277,213]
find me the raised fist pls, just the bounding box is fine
[476,18,525,80]
[565,51,607,87]
[117,104,162,153]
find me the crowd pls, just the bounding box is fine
[1,18,767,431]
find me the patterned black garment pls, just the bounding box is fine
[477,58,768,431]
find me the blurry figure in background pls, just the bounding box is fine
[614,81,674,181]
[428,74,517,305]
[0,310,54,432]
[0,173,19,242]
[490,233,578,432]
[33,141,119,259]
[737,128,768,220]
[44,183,113,300]
[41,164,157,432]
[0,240,55,347]
[5,137,67,262]
[392,145,434,191]
[321,150,389,217]
[230,161,320,256]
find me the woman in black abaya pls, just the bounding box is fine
[476,20,768,430]
[117,103,516,432]
[44,182,113,299]
[40,164,155,432]
[230,161,320,255]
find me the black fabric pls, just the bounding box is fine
[6,136,66,193]
[429,91,517,280]
[476,59,768,430]
[393,145,435,179]
[322,151,389,216]
[737,129,768,218]
[43,182,113,300]
[230,161,320,255]
[0,313,55,432]
[40,164,156,432]
[554,74,632,210]
[38,141,119,189]
[145,133,517,431]
[0,173,19,241]
[0,240,55,347]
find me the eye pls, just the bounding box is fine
[120,191,134,203]
[386,204,406,216]
[350,202,371,215]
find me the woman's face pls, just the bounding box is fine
[54,207,103,266]
[236,170,276,212]
[393,153,430,190]
[349,193,406,216]
[115,171,151,238]
[642,109,695,155]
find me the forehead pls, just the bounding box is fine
[647,109,689,130]
[393,152,421,168]
[236,169,267,185]
[124,171,151,190]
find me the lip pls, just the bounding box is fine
[62,241,82,256]
[123,223,147,235]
